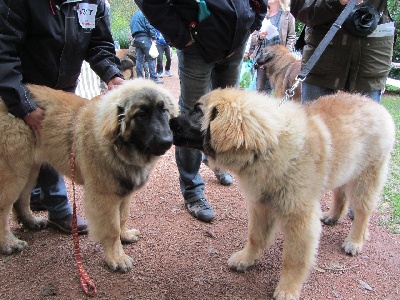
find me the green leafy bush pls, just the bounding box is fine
[110,1,138,49]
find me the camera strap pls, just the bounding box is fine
[297,0,358,80]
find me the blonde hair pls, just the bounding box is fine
[268,0,290,11]
[281,0,290,10]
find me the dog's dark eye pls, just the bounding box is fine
[136,110,147,118]
[163,108,169,114]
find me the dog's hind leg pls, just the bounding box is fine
[120,197,140,243]
[12,164,47,230]
[274,204,322,300]
[228,201,277,272]
[321,187,348,225]
[0,171,34,254]
[342,161,388,256]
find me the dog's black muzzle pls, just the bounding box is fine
[170,116,204,151]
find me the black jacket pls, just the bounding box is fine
[135,0,267,63]
[0,0,122,119]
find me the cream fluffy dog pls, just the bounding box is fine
[170,88,395,299]
[0,79,178,272]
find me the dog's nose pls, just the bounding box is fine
[158,134,173,151]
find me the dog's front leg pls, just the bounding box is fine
[228,201,277,272]
[84,191,134,273]
[273,206,321,300]
[120,197,140,243]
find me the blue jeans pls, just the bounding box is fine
[133,36,157,80]
[32,165,72,219]
[302,82,382,103]
[176,43,246,202]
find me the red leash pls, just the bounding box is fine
[70,115,97,297]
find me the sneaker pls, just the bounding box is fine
[48,213,88,235]
[30,195,46,211]
[153,78,164,84]
[157,72,163,78]
[185,198,216,222]
[214,170,233,186]
[165,70,172,77]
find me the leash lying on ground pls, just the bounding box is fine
[70,119,97,297]
[280,0,359,106]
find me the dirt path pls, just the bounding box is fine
[1,54,399,300]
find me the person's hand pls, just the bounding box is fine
[107,76,124,90]
[23,107,45,136]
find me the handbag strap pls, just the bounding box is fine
[297,0,358,80]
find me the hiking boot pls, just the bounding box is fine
[153,78,164,84]
[157,72,163,78]
[165,70,172,77]
[185,198,216,222]
[214,170,233,186]
[30,196,46,211]
[48,213,88,235]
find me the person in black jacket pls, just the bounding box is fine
[0,0,124,234]
[135,0,267,222]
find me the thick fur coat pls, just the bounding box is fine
[170,88,395,299]
[0,79,178,272]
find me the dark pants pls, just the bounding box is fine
[156,44,172,73]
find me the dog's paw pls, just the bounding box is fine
[20,216,47,230]
[0,236,28,255]
[320,213,338,226]
[342,238,363,256]
[227,250,256,272]
[106,254,134,273]
[273,290,300,300]
[120,228,140,244]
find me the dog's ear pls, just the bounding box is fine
[164,95,179,118]
[208,101,247,152]
[207,91,280,153]
[99,104,125,142]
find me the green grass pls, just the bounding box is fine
[381,92,400,233]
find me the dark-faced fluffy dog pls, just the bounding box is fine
[0,79,178,272]
[257,45,302,101]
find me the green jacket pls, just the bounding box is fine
[291,0,394,93]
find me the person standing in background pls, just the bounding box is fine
[155,29,173,78]
[290,0,394,103]
[0,0,124,234]
[135,0,267,222]
[245,0,296,93]
[130,9,164,84]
